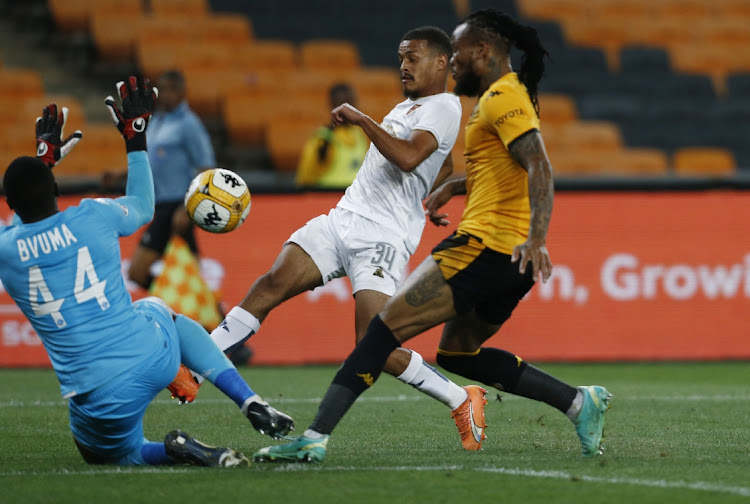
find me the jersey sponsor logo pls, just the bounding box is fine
[16,224,78,262]
[494,108,524,126]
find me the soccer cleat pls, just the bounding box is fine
[244,399,295,439]
[164,430,249,467]
[253,435,329,463]
[167,364,201,404]
[451,385,488,451]
[573,385,613,457]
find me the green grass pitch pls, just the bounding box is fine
[1,362,749,503]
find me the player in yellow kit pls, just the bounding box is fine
[255,9,611,463]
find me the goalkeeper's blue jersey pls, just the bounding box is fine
[0,152,159,398]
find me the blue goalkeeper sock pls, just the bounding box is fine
[214,368,256,407]
[174,314,233,380]
[174,314,256,406]
[141,442,170,465]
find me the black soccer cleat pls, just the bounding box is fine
[244,400,295,439]
[164,430,249,467]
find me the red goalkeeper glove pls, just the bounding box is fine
[104,76,158,152]
[35,103,83,168]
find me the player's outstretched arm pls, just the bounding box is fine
[508,130,553,283]
[331,103,438,172]
[105,76,158,225]
[35,103,83,168]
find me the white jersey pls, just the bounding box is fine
[337,92,461,254]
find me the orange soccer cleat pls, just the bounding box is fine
[451,385,488,451]
[167,364,202,404]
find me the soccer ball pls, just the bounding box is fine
[184,168,251,233]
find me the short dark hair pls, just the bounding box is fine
[159,69,186,90]
[3,156,57,215]
[329,82,355,103]
[401,26,453,58]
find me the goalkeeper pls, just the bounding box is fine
[0,77,292,466]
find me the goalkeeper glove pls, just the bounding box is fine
[105,76,158,152]
[35,103,83,168]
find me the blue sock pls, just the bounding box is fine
[174,314,233,380]
[141,442,170,465]
[214,368,256,408]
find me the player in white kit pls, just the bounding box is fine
[181,27,488,450]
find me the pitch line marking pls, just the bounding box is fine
[0,465,747,497]
[3,393,750,409]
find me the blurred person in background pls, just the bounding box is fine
[295,83,369,189]
[256,9,611,463]
[126,69,216,291]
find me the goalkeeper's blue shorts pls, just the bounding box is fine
[67,299,181,465]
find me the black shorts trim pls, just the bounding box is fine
[431,232,535,325]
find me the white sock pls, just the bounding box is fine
[303,429,327,439]
[566,389,583,421]
[210,306,261,352]
[240,394,265,415]
[396,350,468,410]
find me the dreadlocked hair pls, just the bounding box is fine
[464,9,549,116]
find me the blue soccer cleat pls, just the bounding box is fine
[253,435,329,463]
[573,385,612,457]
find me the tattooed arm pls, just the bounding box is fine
[508,129,554,282]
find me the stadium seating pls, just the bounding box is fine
[0,69,45,101]
[223,89,329,146]
[266,117,325,173]
[47,0,93,32]
[537,93,577,125]
[58,122,127,176]
[27,0,748,179]
[90,10,144,62]
[552,148,668,176]
[150,0,209,17]
[300,40,361,72]
[234,41,298,73]
[182,66,250,117]
[673,147,736,176]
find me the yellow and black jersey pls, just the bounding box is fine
[457,72,540,255]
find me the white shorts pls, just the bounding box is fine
[287,207,410,296]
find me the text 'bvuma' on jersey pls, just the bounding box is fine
[337,93,461,254]
[0,152,159,398]
[458,73,540,255]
